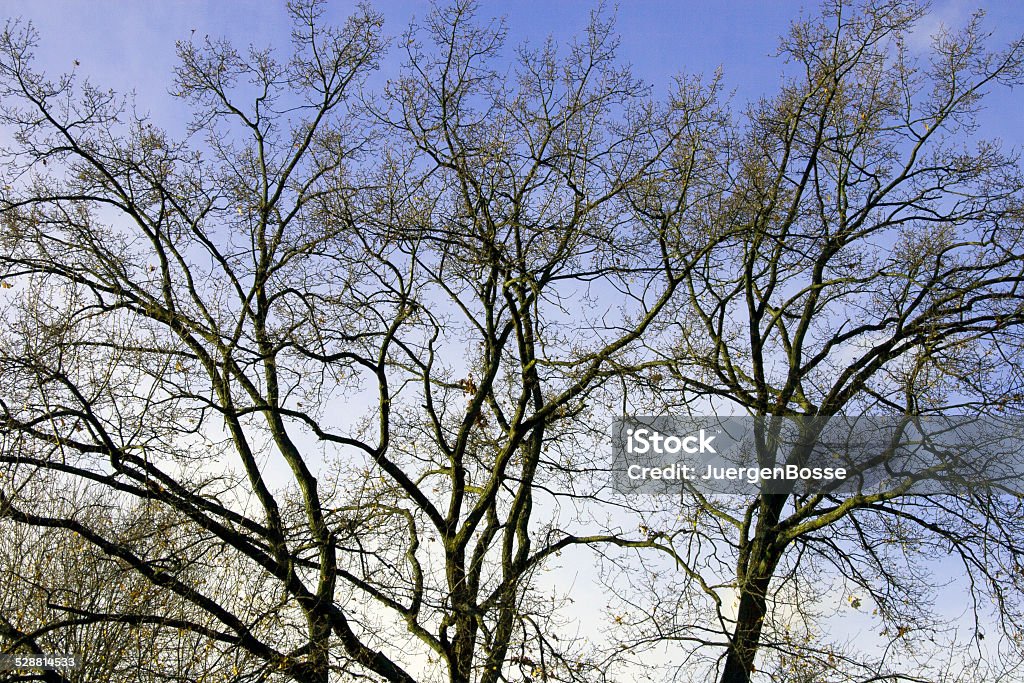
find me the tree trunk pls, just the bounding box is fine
[719,572,773,683]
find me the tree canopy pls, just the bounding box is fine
[2,2,1024,682]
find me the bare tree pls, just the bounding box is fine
[600,2,1024,682]
[0,1,722,681]
[0,483,270,683]
[3,1,1024,682]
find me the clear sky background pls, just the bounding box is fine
[2,0,1023,678]
[2,1,1022,147]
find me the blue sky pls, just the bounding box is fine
[3,2,1023,677]
[3,1,1022,146]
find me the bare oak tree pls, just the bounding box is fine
[600,2,1024,682]
[3,1,1024,683]
[1,1,719,681]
